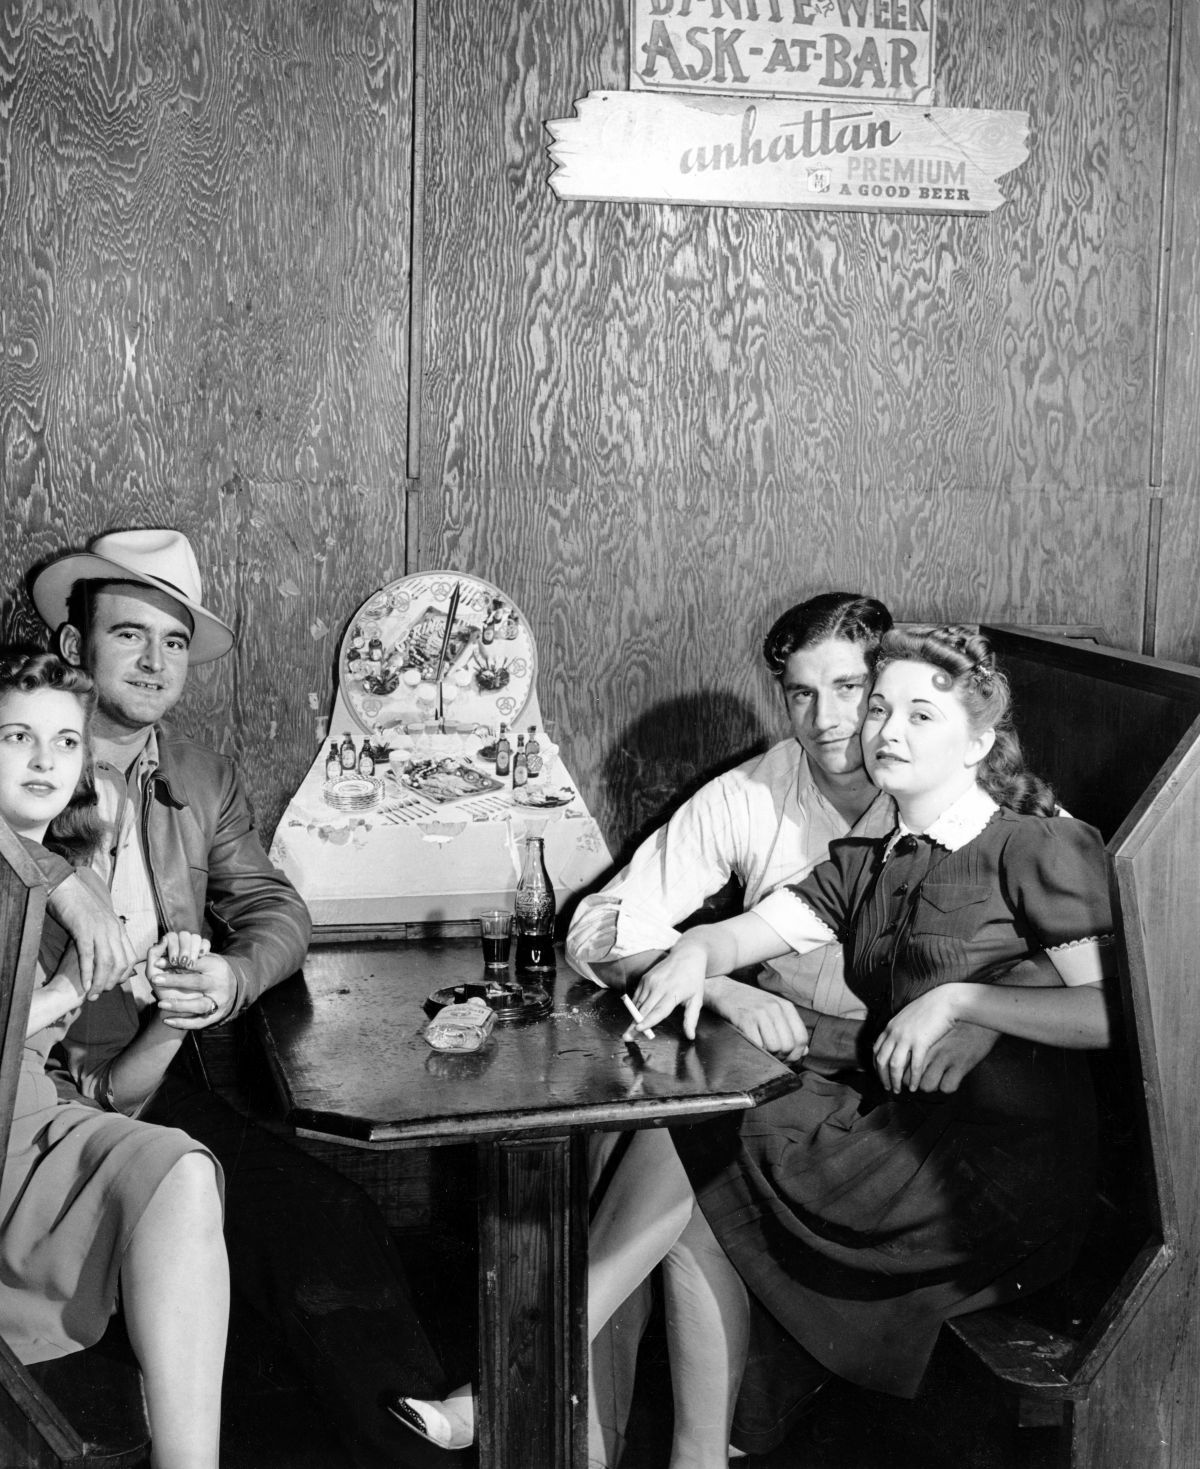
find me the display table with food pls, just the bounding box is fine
[269,571,611,928]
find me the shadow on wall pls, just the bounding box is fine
[592,689,770,895]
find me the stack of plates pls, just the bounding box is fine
[323,776,384,812]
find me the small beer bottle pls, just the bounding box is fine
[482,599,500,645]
[358,742,375,777]
[324,741,340,782]
[514,835,556,976]
[512,735,528,788]
[495,723,512,778]
[339,731,357,771]
[525,725,542,779]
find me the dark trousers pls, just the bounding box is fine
[143,1074,466,1469]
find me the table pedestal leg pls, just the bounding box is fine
[476,1133,588,1469]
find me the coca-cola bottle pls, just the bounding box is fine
[514,836,556,976]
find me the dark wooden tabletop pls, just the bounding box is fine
[253,938,800,1146]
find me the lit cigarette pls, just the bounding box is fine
[621,992,655,1039]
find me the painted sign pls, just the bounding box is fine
[630,0,938,105]
[547,91,1029,215]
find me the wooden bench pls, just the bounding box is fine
[941,626,1200,1467]
[0,820,150,1469]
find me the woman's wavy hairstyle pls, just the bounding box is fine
[872,625,1056,817]
[0,650,102,864]
[762,592,894,679]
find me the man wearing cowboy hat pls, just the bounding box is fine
[33,527,298,1027]
[30,528,465,1468]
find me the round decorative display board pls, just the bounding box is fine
[337,571,537,736]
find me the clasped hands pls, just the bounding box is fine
[625,945,997,1094]
[47,873,234,1028]
[145,932,237,1029]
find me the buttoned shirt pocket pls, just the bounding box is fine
[909,883,991,942]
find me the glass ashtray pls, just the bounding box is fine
[323,775,384,812]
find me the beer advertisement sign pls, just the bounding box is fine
[547,92,1027,214]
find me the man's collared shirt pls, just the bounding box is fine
[92,730,161,1000]
[64,732,165,1110]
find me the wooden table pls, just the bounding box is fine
[253,938,800,1469]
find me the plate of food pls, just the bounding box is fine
[403,758,506,804]
[510,786,575,809]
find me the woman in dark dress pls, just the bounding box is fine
[607,625,1116,1468]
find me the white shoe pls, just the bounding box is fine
[384,1393,475,1451]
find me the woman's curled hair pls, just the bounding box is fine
[872,625,1057,817]
[0,650,102,864]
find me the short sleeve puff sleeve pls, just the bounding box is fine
[751,836,878,953]
[789,835,879,938]
[999,817,1113,949]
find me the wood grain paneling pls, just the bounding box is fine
[0,0,1188,863]
[1077,734,1200,1469]
[417,0,1166,857]
[1154,0,1200,666]
[0,0,413,834]
[220,478,408,837]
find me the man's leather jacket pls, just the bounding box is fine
[137,730,311,1014]
[28,728,311,1017]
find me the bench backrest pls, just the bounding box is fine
[0,821,149,1467]
[981,627,1200,1412]
[986,626,1200,838]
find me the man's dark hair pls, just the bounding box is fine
[762,592,894,680]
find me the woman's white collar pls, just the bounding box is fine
[884,785,999,858]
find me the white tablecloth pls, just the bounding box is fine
[269,695,611,928]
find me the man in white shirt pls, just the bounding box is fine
[568,593,899,1051]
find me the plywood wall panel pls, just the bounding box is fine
[0,0,1181,861]
[218,477,408,839]
[520,481,1147,861]
[1153,0,1200,667]
[417,1,1164,857]
[0,0,413,834]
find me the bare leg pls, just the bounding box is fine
[121,1152,228,1469]
[661,1205,750,1469]
[400,1129,697,1456]
[591,1130,751,1467]
[587,1128,696,1339]
[588,1287,652,1467]
[588,1134,652,1467]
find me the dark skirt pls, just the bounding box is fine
[673,1008,1097,1407]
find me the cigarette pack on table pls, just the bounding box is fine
[424,997,496,1052]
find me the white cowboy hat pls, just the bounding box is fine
[31,528,235,664]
